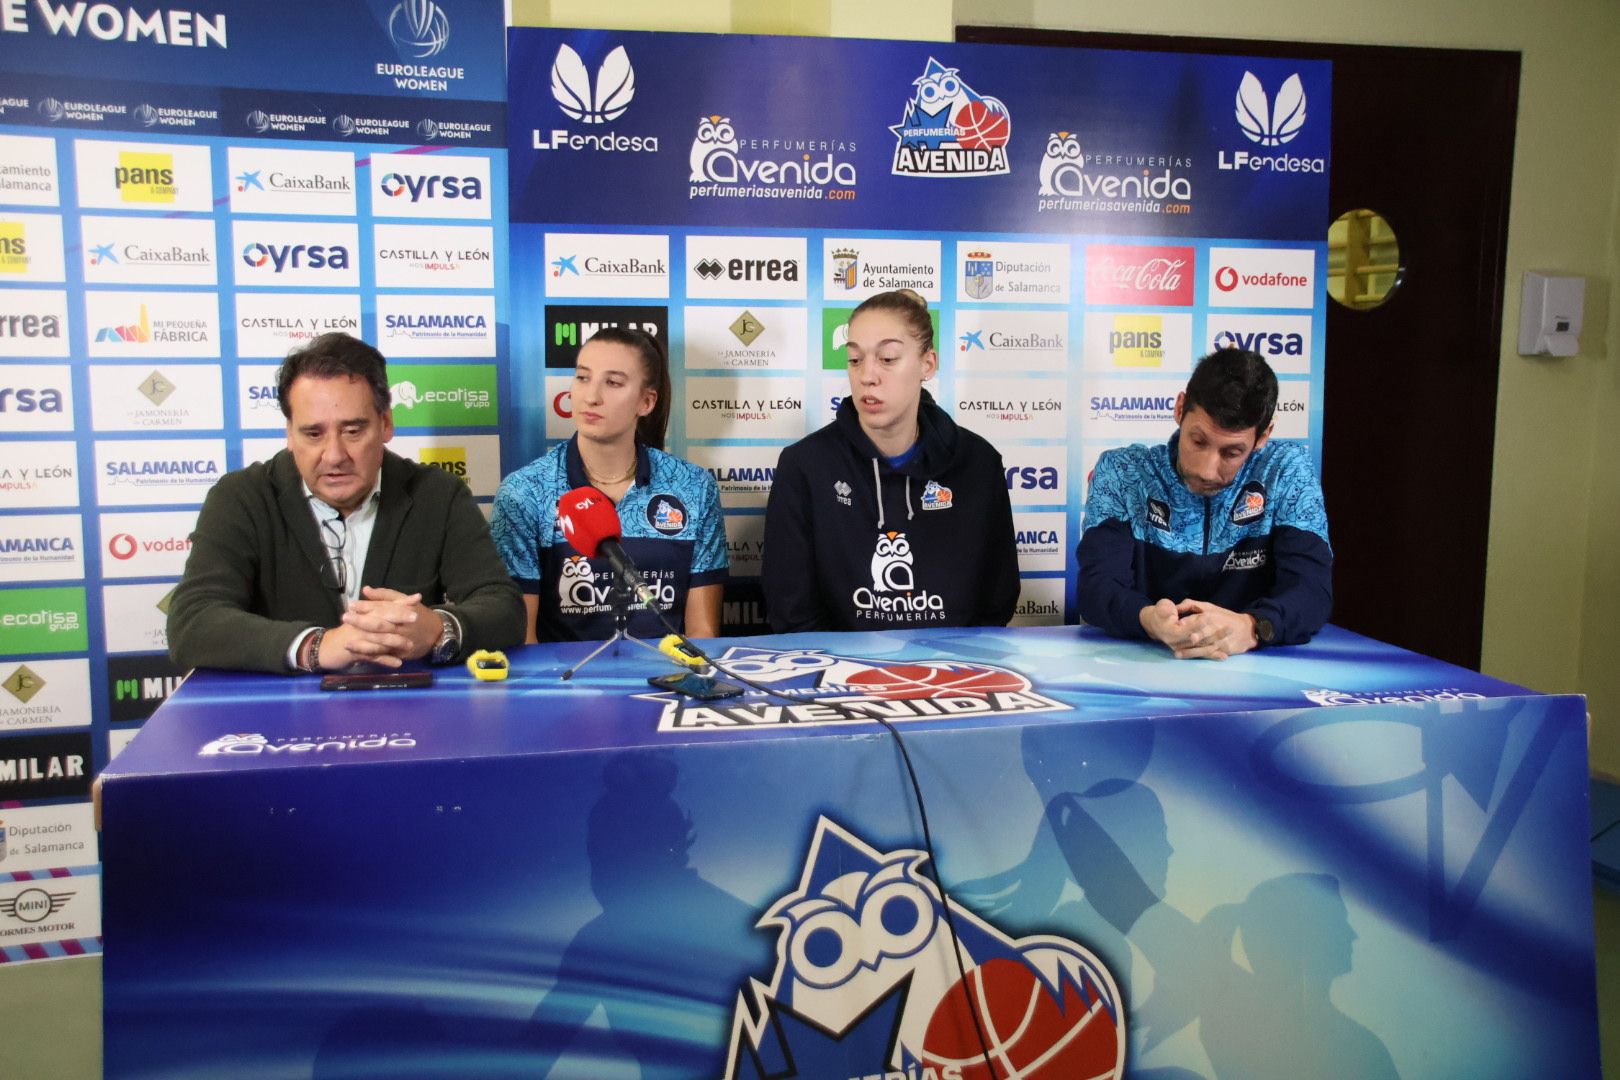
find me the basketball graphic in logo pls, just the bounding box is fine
[922,955,1122,1080]
[846,662,1027,700]
[953,99,1010,148]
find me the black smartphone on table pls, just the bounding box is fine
[320,670,434,691]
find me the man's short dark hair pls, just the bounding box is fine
[276,333,390,419]
[1182,348,1278,436]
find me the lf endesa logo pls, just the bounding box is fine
[1218,71,1326,175]
[533,43,659,153]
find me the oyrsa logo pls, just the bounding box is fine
[638,645,1070,732]
[890,58,1011,178]
[722,817,1124,1080]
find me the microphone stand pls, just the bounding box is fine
[561,577,665,680]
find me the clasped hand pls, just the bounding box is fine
[1138,598,1258,661]
[318,587,440,669]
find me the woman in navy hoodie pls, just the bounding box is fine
[762,289,1020,632]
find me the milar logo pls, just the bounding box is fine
[890,58,1011,179]
[641,645,1068,732]
[114,151,176,203]
[722,817,1124,1080]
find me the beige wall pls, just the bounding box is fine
[516,0,1620,773]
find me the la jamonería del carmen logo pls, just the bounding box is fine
[636,646,1070,732]
[722,817,1126,1080]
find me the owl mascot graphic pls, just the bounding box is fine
[690,115,740,181]
[558,555,599,612]
[870,531,915,592]
[1038,131,1084,195]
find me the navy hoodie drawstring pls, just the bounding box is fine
[872,456,884,531]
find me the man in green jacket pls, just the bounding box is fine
[168,333,524,674]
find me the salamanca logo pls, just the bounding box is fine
[199,732,418,756]
[0,4,228,47]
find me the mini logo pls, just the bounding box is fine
[2,665,44,704]
[1146,498,1171,531]
[331,114,356,137]
[647,495,687,535]
[138,370,175,406]
[890,57,1012,178]
[1236,71,1306,146]
[388,0,450,59]
[694,258,724,280]
[729,311,764,346]
[721,818,1124,1080]
[1231,480,1267,524]
[551,43,634,124]
[245,110,270,133]
[830,248,859,291]
[834,480,852,506]
[963,249,993,299]
[870,531,914,591]
[133,103,158,128]
[920,480,953,510]
[37,98,63,122]
[0,887,73,924]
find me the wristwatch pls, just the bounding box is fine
[429,609,460,664]
[1251,614,1276,647]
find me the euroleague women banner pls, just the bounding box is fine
[506,29,1330,633]
[0,0,507,963]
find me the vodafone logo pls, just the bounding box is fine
[1215,266,1239,292]
[107,533,137,560]
[1207,247,1315,309]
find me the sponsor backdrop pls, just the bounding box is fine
[99,626,1600,1077]
[0,0,508,963]
[508,29,1330,632]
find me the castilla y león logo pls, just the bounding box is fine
[722,817,1125,1080]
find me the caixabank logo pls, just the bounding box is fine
[890,58,1012,178]
[722,818,1124,1080]
[639,646,1068,732]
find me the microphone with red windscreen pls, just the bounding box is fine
[557,486,659,609]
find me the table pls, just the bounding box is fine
[99,625,1600,1079]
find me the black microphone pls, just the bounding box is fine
[557,486,659,609]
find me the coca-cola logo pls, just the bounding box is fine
[1085,244,1196,306]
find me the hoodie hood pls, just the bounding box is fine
[833,388,966,477]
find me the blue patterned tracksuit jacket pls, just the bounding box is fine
[1077,433,1332,645]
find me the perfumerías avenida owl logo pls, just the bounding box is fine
[890,57,1012,179]
[722,817,1126,1080]
[551,43,635,124]
[388,0,450,59]
[1235,71,1306,147]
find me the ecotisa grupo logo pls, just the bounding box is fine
[639,645,1068,732]
[722,817,1124,1080]
[890,58,1011,178]
[1219,71,1326,175]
